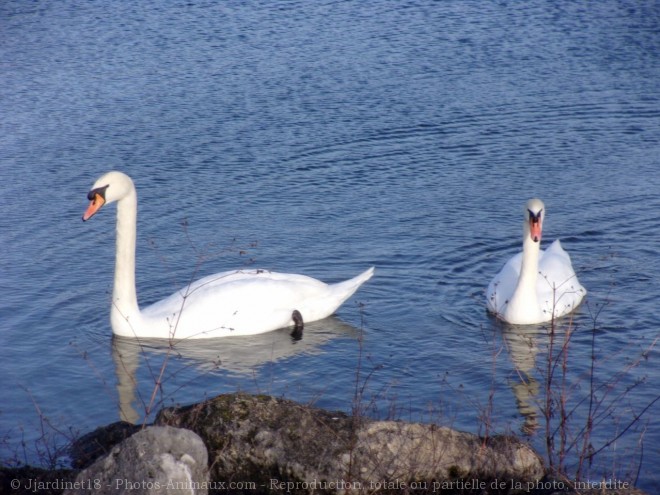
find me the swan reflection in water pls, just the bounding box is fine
[112,317,359,423]
[499,317,578,436]
[500,322,542,435]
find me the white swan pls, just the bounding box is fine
[82,171,374,340]
[486,198,586,324]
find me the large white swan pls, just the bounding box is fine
[486,198,586,325]
[82,171,374,340]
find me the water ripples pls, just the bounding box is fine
[1,0,659,488]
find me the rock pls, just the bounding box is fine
[157,393,354,489]
[69,421,141,469]
[64,426,208,495]
[352,421,543,482]
[155,393,545,493]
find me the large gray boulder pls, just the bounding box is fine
[64,426,208,495]
[155,393,544,493]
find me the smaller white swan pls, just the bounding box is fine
[486,199,586,324]
[83,171,374,340]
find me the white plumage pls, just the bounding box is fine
[486,199,586,324]
[83,171,374,340]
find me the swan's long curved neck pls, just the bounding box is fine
[111,189,141,334]
[518,236,540,293]
[506,234,541,320]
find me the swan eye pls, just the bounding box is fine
[87,185,109,202]
[528,208,543,223]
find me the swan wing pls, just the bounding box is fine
[537,240,586,318]
[141,267,374,339]
[486,251,523,314]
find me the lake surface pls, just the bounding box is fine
[1,0,658,490]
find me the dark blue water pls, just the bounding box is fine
[1,0,659,490]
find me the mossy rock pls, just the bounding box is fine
[156,393,354,488]
[155,393,545,493]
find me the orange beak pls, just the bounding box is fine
[529,217,542,242]
[82,193,106,221]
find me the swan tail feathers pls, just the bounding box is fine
[329,266,375,302]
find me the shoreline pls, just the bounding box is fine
[1,393,649,495]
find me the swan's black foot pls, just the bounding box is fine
[290,310,304,341]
